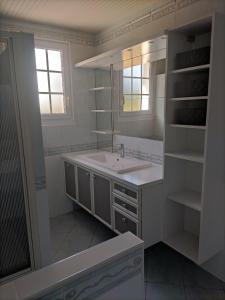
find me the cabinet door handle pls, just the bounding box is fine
[86,172,90,177]
[122,203,126,208]
[122,217,127,223]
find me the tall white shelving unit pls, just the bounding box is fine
[163,14,225,264]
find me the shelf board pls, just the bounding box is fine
[170,96,208,101]
[171,64,210,74]
[91,130,120,135]
[165,151,204,163]
[91,110,113,113]
[170,124,206,130]
[89,87,111,91]
[164,231,199,263]
[168,190,202,211]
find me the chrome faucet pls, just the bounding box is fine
[114,143,124,158]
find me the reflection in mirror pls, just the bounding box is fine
[113,35,167,141]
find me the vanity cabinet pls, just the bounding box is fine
[63,157,163,249]
[77,166,92,212]
[64,161,76,200]
[93,173,111,225]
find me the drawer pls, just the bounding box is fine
[113,208,138,236]
[113,182,137,201]
[113,194,138,218]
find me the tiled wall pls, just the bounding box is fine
[114,135,163,165]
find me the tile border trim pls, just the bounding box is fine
[95,0,201,46]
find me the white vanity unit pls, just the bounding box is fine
[62,151,163,249]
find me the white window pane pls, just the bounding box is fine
[142,79,149,94]
[142,62,150,77]
[48,50,62,71]
[123,78,131,94]
[123,95,132,112]
[51,94,65,113]
[132,95,141,112]
[35,48,47,70]
[39,94,50,114]
[123,67,131,77]
[37,71,49,92]
[50,72,63,93]
[141,95,149,111]
[132,65,141,77]
[132,78,141,94]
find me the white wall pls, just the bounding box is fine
[43,60,97,217]
[1,18,97,218]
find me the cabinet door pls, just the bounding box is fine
[77,166,92,211]
[64,161,76,199]
[93,174,111,225]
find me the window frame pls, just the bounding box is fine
[35,39,74,126]
[119,57,153,120]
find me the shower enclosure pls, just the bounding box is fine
[0,34,35,282]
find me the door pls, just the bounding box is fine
[64,162,76,200]
[77,166,92,211]
[0,37,32,281]
[93,173,111,225]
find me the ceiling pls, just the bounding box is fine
[0,0,165,34]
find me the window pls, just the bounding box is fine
[35,40,73,123]
[122,56,150,113]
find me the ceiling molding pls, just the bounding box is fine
[0,17,96,46]
[0,0,200,47]
[95,0,201,46]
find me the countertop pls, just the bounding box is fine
[62,150,163,188]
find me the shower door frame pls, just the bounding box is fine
[0,32,39,283]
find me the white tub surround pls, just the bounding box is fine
[0,232,144,300]
[62,150,163,249]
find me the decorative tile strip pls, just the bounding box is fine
[34,175,46,190]
[125,148,163,165]
[95,0,201,46]
[44,142,97,157]
[0,17,95,46]
[44,140,112,157]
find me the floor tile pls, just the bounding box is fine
[50,212,77,234]
[145,243,185,286]
[183,259,224,289]
[50,209,114,263]
[185,286,225,300]
[50,230,69,252]
[145,283,186,300]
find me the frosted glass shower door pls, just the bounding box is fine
[0,38,32,281]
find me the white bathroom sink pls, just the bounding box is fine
[80,152,152,174]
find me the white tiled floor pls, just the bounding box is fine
[50,209,116,262]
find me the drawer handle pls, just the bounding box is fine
[122,217,127,223]
[122,203,127,208]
